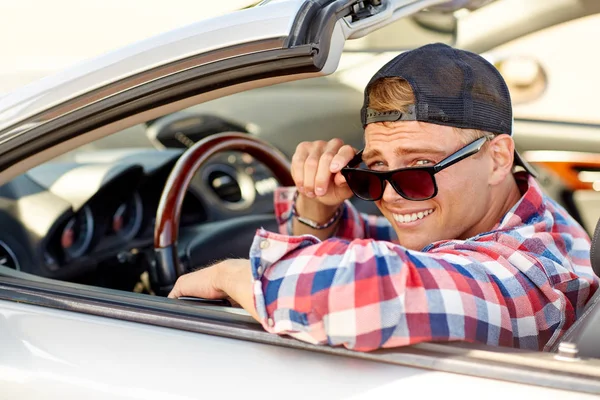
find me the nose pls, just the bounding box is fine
[381,180,404,203]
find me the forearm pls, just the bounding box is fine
[251,233,523,351]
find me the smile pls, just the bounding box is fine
[392,209,434,224]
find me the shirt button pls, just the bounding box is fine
[257,265,264,275]
[267,318,274,327]
[259,240,270,249]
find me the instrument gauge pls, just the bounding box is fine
[61,205,94,259]
[111,192,143,240]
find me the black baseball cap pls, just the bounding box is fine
[360,43,536,176]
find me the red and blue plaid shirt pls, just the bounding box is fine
[249,172,598,351]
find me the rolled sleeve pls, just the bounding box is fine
[250,229,323,341]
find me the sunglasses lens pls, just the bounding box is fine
[391,169,435,200]
[345,170,383,200]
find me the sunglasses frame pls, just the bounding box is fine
[341,135,492,201]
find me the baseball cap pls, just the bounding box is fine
[360,43,536,176]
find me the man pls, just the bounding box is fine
[169,43,598,352]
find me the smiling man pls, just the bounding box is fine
[169,43,598,351]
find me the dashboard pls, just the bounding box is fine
[0,144,279,286]
[0,81,375,290]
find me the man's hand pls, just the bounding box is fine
[168,259,259,321]
[292,139,355,205]
[291,139,357,238]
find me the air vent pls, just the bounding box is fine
[0,241,19,270]
[208,170,242,203]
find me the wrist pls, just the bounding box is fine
[214,259,249,292]
[295,192,342,224]
[215,259,259,320]
[211,262,230,297]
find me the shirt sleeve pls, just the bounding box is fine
[248,229,588,352]
[274,187,397,242]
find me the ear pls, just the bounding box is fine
[487,134,514,186]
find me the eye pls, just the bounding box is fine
[414,159,433,166]
[366,160,386,170]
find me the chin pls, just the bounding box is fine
[396,235,429,251]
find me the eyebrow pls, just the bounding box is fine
[362,146,447,161]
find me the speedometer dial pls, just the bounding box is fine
[61,205,94,259]
[111,192,143,240]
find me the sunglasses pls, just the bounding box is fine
[341,136,492,202]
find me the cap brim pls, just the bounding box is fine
[514,150,537,177]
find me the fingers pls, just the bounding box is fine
[167,265,223,299]
[331,145,356,173]
[302,140,325,197]
[168,275,185,298]
[291,139,354,199]
[168,271,197,299]
[314,139,343,196]
[333,171,348,187]
[291,141,311,192]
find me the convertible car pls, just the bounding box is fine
[1,0,600,398]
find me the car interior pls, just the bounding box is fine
[0,1,599,363]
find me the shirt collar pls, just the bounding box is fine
[495,171,545,231]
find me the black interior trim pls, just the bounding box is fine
[0,272,259,326]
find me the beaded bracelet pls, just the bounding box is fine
[291,190,343,230]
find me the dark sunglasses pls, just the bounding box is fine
[341,136,492,201]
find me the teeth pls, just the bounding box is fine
[392,209,433,224]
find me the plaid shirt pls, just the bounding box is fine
[249,173,598,351]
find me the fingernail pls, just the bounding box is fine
[306,191,315,198]
[330,163,340,172]
[315,187,324,195]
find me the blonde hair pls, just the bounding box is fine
[367,77,489,144]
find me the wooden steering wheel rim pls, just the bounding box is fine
[153,132,293,290]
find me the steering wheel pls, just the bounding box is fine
[153,132,294,294]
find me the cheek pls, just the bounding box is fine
[435,166,487,208]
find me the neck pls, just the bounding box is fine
[461,176,522,239]
[490,176,523,227]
